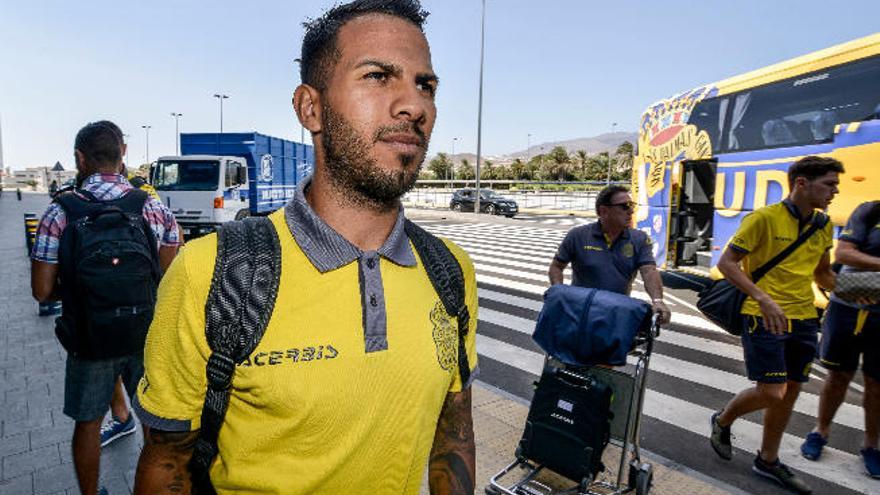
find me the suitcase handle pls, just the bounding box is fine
[555,368,597,390]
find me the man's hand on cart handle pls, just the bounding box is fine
[651,298,670,326]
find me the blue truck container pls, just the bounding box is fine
[180,132,314,215]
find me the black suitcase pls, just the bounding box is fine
[517,367,614,483]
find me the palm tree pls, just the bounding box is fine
[547,145,571,181]
[573,150,590,180]
[614,141,634,179]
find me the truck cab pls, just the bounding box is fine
[151,155,249,238]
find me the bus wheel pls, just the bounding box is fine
[235,209,250,221]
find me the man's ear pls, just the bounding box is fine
[74,149,85,169]
[293,84,322,135]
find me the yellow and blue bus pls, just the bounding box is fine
[633,33,880,278]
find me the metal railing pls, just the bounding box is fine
[404,186,601,212]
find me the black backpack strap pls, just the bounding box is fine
[129,175,147,188]
[54,190,98,222]
[114,188,150,214]
[751,212,829,284]
[404,219,473,388]
[189,217,282,494]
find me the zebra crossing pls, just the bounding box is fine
[511,213,593,227]
[415,219,879,495]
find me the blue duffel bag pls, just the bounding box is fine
[533,285,652,366]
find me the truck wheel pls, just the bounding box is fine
[235,209,250,221]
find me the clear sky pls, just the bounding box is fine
[1,0,878,170]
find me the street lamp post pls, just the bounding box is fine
[527,133,531,163]
[474,0,486,214]
[450,137,458,184]
[141,125,152,163]
[213,94,229,133]
[171,112,183,154]
[213,94,229,154]
[606,122,618,185]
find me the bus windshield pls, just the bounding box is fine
[153,160,220,191]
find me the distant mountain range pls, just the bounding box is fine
[436,131,638,165]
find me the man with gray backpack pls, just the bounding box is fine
[133,2,478,494]
[31,120,180,495]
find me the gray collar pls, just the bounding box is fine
[284,178,416,272]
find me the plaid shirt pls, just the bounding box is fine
[30,173,180,264]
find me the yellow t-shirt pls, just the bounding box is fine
[135,209,478,494]
[729,202,833,318]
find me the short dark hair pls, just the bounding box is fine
[596,185,630,214]
[787,156,844,188]
[299,0,429,91]
[75,120,124,170]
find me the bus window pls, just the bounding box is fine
[724,55,880,152]
[688,97,729,153]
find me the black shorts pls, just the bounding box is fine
[741,315,818,384]
[821,301,880,381]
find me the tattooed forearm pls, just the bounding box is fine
[429,389,476,495]
[134,428,199,494]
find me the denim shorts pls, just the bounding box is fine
[740,315,818,384]
[63,352,144,422]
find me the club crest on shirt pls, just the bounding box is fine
[622,242,634,258]
[430,301,457,371]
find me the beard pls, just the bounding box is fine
[320,104,428,211]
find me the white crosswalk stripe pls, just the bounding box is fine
[418,219,879,495]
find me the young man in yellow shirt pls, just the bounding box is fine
[710,156,842,494]
[132,1,478,493]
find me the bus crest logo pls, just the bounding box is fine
[260,154,273,181]
[639,86,715,198]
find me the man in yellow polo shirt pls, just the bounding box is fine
[709,156,842,494]
[132,1,478,493]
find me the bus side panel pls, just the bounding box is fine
[639,206,669,267]
[634,160,674,267]
[710,161,791,266]
[828,121,880,225]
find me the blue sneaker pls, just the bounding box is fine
[800,431,827,461]
[100,414,136,447]
[863,447,880,479]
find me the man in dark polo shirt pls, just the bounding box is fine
[800,200,880,479]
[548,185,670,324]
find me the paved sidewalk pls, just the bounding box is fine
[1,193,729,494]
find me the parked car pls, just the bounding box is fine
[449,188,518,217]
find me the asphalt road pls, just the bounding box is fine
[407,206,875,495]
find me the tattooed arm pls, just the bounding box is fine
[429,389,476,495]
[134,428,199,494]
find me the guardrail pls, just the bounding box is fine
[404,187,600,212]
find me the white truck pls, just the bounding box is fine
[151,132,313,238]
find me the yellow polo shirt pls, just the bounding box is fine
[729,201,832,319]
[134,207,478,494]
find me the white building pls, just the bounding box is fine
[7,165,76,191]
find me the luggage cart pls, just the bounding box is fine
[487,315,660,495]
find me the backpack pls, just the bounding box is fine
[188,216,472,494]
[55,189,161,359]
